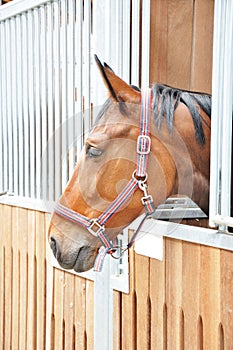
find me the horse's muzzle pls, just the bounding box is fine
[49,236,98,272]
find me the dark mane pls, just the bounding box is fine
[95,83,211,145]
[152,83,211,145]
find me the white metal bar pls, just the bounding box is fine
[67,0,75,178]
[92,0,109,106]
[83,0,91,134]
[40,5,48,200]
[210,0,233,227]
[0,22,8,192]
[34,8,41,198]
[74,1,83,155]
[74,0,83,154]
[53,0,62,200]
[16,15,24,196]
[220,0,233,218]
[6,19,13,193]
[46,2,55,201]
[28,10,36,198]
[11,17,19,195]
[131,0,140,86]
[141,0,151,88]
[122,0,130,82]
[115,0,123,75]
[21,12,30,197]
[0,23,3,192]
[209,0,225,225]
[60,0,68,190]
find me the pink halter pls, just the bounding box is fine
[54,88,155,271]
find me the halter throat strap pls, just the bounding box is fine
[54,88,155,271]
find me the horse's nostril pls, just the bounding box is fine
[49,236,61,260]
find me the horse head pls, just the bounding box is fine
[48,56,211,272]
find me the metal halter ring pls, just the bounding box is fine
[132,170,148,184]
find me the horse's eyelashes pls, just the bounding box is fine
[86,145,103,159]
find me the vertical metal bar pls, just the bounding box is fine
[141,0,151,88]
[10,17,18,195]
[6,19,13,193]
[34,8,41,199]
[0,22,8,192]
[67,0,75,177]
[220,0,233,218]
[53,0,61,200]
[22,12,30,197]
[92,0,108,106]
[83,0,91,135]
[47,2,55,201]
[74,0,83,154]
[16,15,24,196]
[131,0,140,86]
[28,10,35,198]
[122,0,130,82]
[209,0,226,226]
[60,0,68,190]
[40,5,48,200]
[0,22,3,192]
[115,0,123,74]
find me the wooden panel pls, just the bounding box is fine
[199,246,221,349]
[149,0,214,92]
[53,268,65,350]
[135,253,150,349]
[182,242,201,350]
[4,205,13,350]
[27,210,37,350]
[167,0,194,89]
[113,291,121,350]
[11,207,20,350]
[85,280,94,350]
[149,254,165,349]
[74,277,87,350]
[18,208,28,349]
[35,211,47,349]
[165,238,183,349]
[149,0,168,83]
[190,0,214,93]
[220,250,233,348]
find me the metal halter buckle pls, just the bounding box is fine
[137,135,151,155]
[88,219,105,237]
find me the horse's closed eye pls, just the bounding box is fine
[86,145,104,159]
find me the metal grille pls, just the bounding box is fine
[0,0,150,202]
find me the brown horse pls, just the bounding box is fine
[48,56,211,272]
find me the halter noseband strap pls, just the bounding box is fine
[54,88,155,271]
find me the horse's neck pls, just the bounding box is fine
[151,120,210,215]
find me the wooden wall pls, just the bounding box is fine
[149,0,214,93]
[1,203,233,349]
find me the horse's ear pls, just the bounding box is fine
[94,55,140,104]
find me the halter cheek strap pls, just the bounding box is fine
[54,88,155,271]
